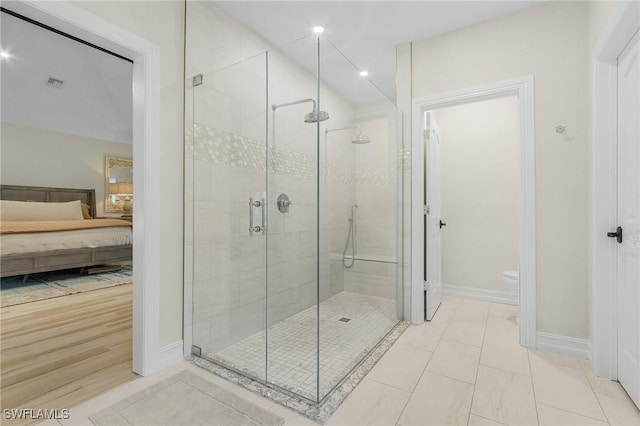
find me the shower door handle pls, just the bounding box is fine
[260,197,266,235]
[248,196,266,236]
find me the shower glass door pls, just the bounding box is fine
[265,36,320,401]
[187,19,402,404]
[190,52,269,384]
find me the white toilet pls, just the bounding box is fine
[502,270,519,298]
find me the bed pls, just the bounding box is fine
[0,185,133,277]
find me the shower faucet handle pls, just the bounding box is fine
[277,193,292,213]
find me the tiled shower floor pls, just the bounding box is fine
[204,291,398,401]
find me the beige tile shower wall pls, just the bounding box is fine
[343,110,399,299]
[185,1,357,354]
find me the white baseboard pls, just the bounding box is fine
[536,332,592,360]
[442,283,518,305]
[156,340,184,371]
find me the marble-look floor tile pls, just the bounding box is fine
[529,348,582,368]
[396,323,447,352]
[529,351,606,421]
[398,372,474,426]
[597,393,640,425]
[488,302,518,319]
[442,319,486,347]
[31,420,62,426]
[426,339,481,384]
[481,317,529,376]
[429,297,460,325]
[326,378,410,426]
[454,299,490,323]
[537,403,609,426]
[471,365,538,426]
[480,342,530,377]
[483,316,519,346]
[283,414,320,425]
[366,342,432,392]
[578,359,632,402]
[467,414,505,426]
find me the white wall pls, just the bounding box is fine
[410,1,590,339]
[72,0,185,347]
[0,123,132,217]
[588,1,622,52]
[435,97,519,293]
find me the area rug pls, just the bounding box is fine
[0,266,132,308]
[90,370,285,426]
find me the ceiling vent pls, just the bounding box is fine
[46,77,64,89]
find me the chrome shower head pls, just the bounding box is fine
[325,124,370,144]
[351,132,370,144]
[272,98,330,123]
[304,110,330,123]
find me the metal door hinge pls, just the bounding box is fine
[192,74,203,87]
[424,204,430,215]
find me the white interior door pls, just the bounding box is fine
[616,29,640,409]
[425,112,443,320]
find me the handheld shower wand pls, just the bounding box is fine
[342,204,358,268]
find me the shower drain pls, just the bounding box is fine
[338,317,351,322]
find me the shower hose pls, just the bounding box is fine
[342,208,356,268]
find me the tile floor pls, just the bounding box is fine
[46,296,640,425]
[209,291,398,400]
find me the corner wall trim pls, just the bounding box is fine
[537,332,592,360]
[442,284,518,306]
[156,340,184,371]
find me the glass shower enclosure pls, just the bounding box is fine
[186,30,402,403]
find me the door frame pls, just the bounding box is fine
[411,76,537,348]
[591,1,639,380]
[11,0,164,375]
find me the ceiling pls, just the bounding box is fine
[0,10,133,144]
[0,1,543,142]
[217,1,542,104]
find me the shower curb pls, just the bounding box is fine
[189,320,410,424]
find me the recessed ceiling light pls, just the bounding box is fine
[0,51,10,59]
[313,26,324,34]
[359,70,369,77]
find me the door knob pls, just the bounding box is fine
[439,220,447,229]
[607,226,622,244]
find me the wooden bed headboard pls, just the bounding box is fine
[0,185,97,219]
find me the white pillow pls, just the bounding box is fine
[0,200,84,221]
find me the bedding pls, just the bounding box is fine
[0,199,84,221]
[1,218,131,234]
[0,218,132,256]
[0,185,132,277]
[1,227,132,256]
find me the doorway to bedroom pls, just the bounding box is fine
[0,6,137,411]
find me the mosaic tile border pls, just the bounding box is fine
[189,320,410,424]
[186,123,410,186]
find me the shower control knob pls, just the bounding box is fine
[277,193,292,213]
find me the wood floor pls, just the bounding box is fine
[0,284,138,421]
